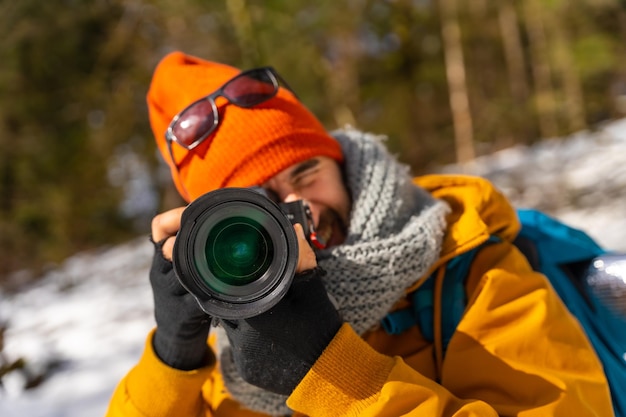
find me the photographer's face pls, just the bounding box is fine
[263,156,351,248]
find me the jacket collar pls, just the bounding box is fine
[410,174,520,287]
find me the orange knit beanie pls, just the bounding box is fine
[147,51,344,202]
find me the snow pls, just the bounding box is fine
[1,118,626,417]
[1,239,155,417]
[441,118,626,252]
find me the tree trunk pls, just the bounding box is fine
[522,0,559,139]
[225,0,259,66]
[438,0,475,165]
[498,2,529,104]
[321,31,359,129]
[548,5,586,133]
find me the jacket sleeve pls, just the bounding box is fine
[105,329,215,417]
[287,242,614,417]
[288,323,499,416]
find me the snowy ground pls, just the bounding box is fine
[0,239,155,417]
[441,117,626,252]
[1,118,625,417]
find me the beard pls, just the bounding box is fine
[315,206,348,249]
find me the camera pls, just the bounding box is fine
[172,187,319,319]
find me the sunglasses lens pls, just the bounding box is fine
[172,100,216,148]
[223,69,277,107]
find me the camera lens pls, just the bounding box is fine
[173,188,299,319]
[203,216,274,288]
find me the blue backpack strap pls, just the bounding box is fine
[381,276,434,339]
[382,236,500,354]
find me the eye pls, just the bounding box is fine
[292,169,318,189]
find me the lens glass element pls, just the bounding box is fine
[204,216,273,287]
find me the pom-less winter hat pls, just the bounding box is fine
[147,51,344,202]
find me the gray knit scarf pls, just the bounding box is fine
[214,128,450,416]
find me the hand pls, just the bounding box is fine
[149,208,213,370]
[151,207,186,261]
[220,258,342,395]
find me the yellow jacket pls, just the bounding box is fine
[106,174,614,417]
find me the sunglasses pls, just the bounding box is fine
[165,66,294,164]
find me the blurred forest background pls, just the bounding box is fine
[1,0,625,284]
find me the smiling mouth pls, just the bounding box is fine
[316,215,347,249]
[317,226,332,246]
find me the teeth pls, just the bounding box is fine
[319,228,332,244]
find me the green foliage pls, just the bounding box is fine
[574,35,615,77]
[0,0,151,278]
[0,0,625,282]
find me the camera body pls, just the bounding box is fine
[172,187,314,319]
[249,186,316,241]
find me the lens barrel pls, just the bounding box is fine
[173,188,299,319]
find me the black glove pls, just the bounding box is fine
[149,238,212,370]
[220,267,342,395]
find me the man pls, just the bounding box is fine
[106,51,613,416]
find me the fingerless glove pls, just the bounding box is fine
[221,267,342,395]
[149,239,213,370]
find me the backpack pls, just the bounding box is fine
[382,208,626,417]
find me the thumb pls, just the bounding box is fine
[294,223,317,272]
